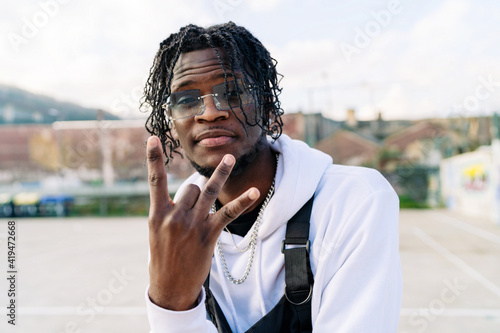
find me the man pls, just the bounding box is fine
[143,22,401,332]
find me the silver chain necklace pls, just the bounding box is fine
[211,154,278,285]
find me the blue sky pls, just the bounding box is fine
[1,0,499,121]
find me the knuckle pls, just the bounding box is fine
[148,206,168,224]
[157,211,184,232]
[216,165,230,177]
[148,215,162,228]
[203,184,218,198]
[221,205,238,221]
[185,184,201,196]
[147,148,162,163]
[148,173,164,186]
[170,209,186,223]
[159,221,176,236]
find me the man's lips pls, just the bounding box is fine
[198,136,233,147]
[195,129,235,147]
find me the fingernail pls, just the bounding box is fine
[223,155,234,166]
[148,136,157,148]
[248,188,259,200]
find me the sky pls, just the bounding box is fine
[1,0,500,121]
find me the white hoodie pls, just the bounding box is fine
[146,134,402,332]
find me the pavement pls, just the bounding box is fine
[398,209,500,333]
[0,209,499,333]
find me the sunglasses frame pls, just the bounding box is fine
[161,79,255,120]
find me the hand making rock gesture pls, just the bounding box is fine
[146,136,260,311]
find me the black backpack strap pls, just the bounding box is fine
[204,273,232,333]
[281,195,315,332]
[204,196,315,333]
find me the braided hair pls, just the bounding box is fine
[140,22,284,164]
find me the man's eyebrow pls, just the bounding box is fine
[174,71,239,90]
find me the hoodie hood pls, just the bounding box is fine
[175,134,332,241]
[259,134,332,238]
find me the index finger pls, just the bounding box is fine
[196,154,235,210]
[147,136,171,217]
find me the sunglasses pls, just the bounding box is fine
[162,79,255,120]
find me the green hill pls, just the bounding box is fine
[0,84,119,124]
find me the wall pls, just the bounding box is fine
[440,142,500,223]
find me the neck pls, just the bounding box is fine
[218,143,276,214]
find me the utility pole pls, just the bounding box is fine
[98,109,114,216]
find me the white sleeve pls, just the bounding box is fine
[313,189,402,332]
[145,286,218,333]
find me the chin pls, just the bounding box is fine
[190,147,260,179]
[189,134,266,178]
[192,164,216,178]
[190,157,244,178]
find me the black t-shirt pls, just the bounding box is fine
[215,200,264,237]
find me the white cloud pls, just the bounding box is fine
[1,0,499,120]
[1,0,218,115]
[410,0,470,46]
[327,0,500,120]
[247,0,284,12]
[388,0,500,118]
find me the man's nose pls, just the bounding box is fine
[195,94,229,122]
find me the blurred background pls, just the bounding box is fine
[1,0,500,332]
[0,0,499,219]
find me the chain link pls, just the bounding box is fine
[212,154,278,284]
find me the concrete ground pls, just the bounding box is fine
[0,209,499,332]
[398,209,500,333]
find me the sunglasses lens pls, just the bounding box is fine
[168,89,202,120]
[213,80,253,109]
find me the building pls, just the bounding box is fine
[440,141,500,223]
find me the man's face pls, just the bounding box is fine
[170,48,265,177]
